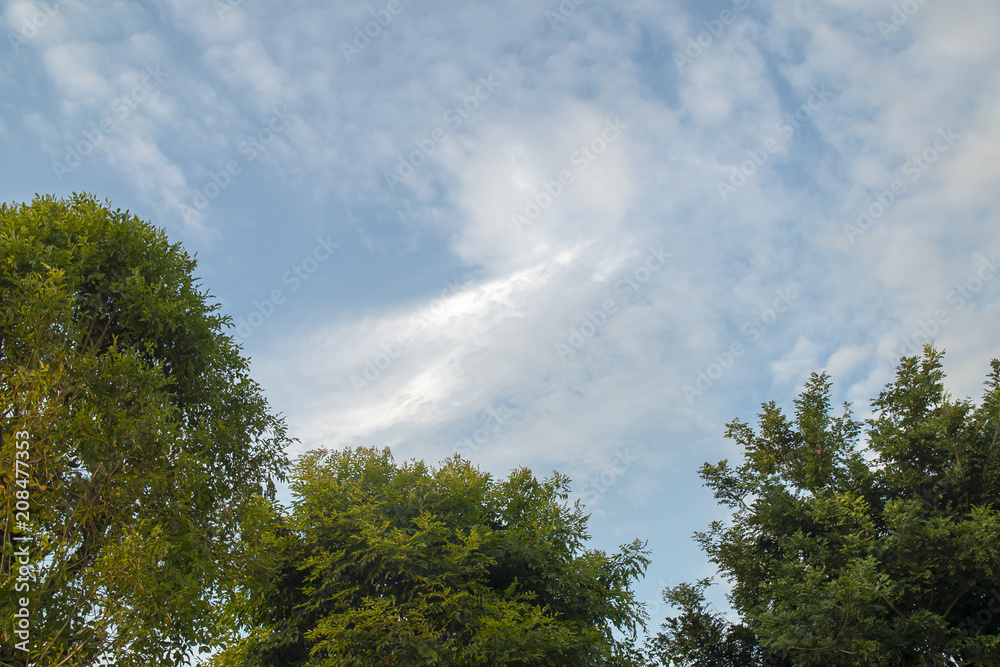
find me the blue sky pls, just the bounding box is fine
[3,0,999,633]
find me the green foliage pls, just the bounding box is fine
[651,347,1000,666]
[645,579,782,667]
[211,447,650,666]
[0,194,291,666]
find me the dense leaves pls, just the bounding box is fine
[645,579,782,667]
[652,347,1000,666]
[211,447,650,666]
[0,194,290,666]
[7,192,1000,667]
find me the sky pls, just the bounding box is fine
[3,0,1000,635]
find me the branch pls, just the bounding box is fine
[942,582,974,620]
[882,595,907,620]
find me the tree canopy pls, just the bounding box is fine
[651,347,1000,666]
[210,447,650,667]
[6,193,999,667]
[1,194,291,666]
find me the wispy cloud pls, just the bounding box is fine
[2,0,998,623]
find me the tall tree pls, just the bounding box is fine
[211,447,650,667]
[650,347,1000,666]
[645,579,783,666]
[1,194,290,666]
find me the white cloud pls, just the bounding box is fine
[770,335,821,385]
[4,0,999,617]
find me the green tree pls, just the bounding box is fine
[651,347,1000,666]
[645,579,783,666]
[211,447,650,667]
[1,194,290,666]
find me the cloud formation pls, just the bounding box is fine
[3,0,998,623]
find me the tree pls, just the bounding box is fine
[645,579,783,666]
[210,447,650,666]
[651,347,1000,666]
[1,194,291,666]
